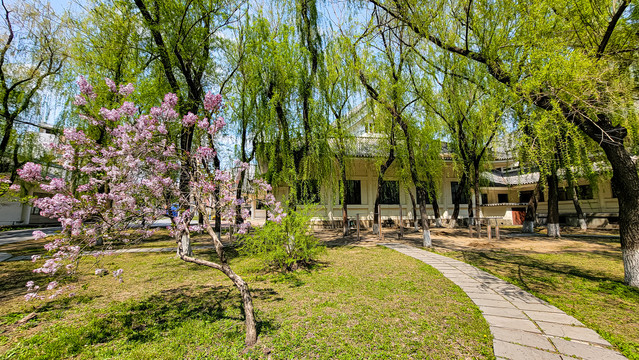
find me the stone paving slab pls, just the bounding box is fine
[523,310,584,326]
[552,338,627,360]
[491,327,555,351]
[493,339,562,360]
[536,321,611,346]
[381,243,627,360]
[479,306,528,319]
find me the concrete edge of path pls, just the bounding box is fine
[380,243,627,360]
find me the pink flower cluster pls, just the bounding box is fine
[204,92,222,112]
[17,162,43,182]
[77,76,96,99]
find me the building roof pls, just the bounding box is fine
[482,170,540,187]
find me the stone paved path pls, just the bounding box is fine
[382,243,626,360]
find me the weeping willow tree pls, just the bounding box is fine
[410,52,508,230]
[353,11,442,244]
[250,5,332,209]
[0,0,66,171]
[368,0,639,287]
[518,106,598,237]
[323,34,359,235]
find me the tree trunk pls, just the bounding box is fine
[596,138,639,287]
[179,230,193,256]
[373,144,395,235]
[522,182,540,233]
[416,185,431,247]
[408,190,418,230]
[235,169,246,225]
[546,172,560,238]
[468,195,474,227]
[431,190,442,227]
[0,117,14,162]
[340,155,349,236]
[450,173,468,228]
[569,184,587,230]
[225,266,258,347]
[373,178,383,235]
[473,167,481,238]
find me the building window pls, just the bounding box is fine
[497,193,509,203]
[577,185,594,200]
[340,180,361,205]
[416,189,432,204]
[364,122,375,133]
[481,193,488,204]
[296,180,320,204]
[450,181,469,204]
[380,180,399,204]
[557,188,568,201]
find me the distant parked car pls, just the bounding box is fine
[166,204,178,218]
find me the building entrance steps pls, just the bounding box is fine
[381,243,626,360]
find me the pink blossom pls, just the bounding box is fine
[195,146,216,159]
[119,101,137,117]
[204,92,222,112]
[208,116,226,135]
[182,112,198,127]
[40,178,66,192]
[8,184,20,191]
[33,231,47,240]
[113,268,123,282]
[105,77,117,92]
[63,128,90,144]
[73,95,87,106]
[46,281,58,290]
[164,93,178,107]
[119,83,134,97]
[77,76,96,99]
[99,107,122,121]
[17,162,42,182]
[197,118,209,129]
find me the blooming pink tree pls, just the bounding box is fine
[17,77,284,347]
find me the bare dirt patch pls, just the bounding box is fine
[314,226,621,255]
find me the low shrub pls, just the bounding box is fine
[239,209,324,271]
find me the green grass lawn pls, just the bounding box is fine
[439,246,639,359]
[0,246,493,359]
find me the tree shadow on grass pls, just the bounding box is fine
[11,284,279,358]
[459,250,639,299]
[0,261,51,304]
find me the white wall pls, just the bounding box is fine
[0,201,25,226]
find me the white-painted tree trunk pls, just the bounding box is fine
[448,219,457,229]
[179,231,192,256]
[578,218,588,231]
[423,229,432,247]
[373,224,379,235]
[522,220,534,233]
[623,248,639,288]
[547,223,561,238]
[435,217,443,228]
